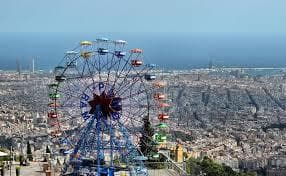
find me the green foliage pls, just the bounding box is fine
[0,148,9,161]
[19,154,24,166]
[172,130,193,141]
[0,148,7,153]
[16,166,20,176]
[139,116,155,158]
[186,157,255,176]
[26,141,33,161]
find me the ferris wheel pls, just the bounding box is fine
[47,38,168,175]
[147,68,171,159]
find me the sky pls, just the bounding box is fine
[0,0,286,33]
[1,0,286,70]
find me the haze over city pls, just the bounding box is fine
[1,1,286,176]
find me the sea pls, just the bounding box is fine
[0,32,286,71]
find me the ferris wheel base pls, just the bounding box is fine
[62,166,148,176]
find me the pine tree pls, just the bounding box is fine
[46,146,51,154]
[139,116,155,158]
[26,141,33,161]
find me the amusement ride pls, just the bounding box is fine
[47,38,171,176]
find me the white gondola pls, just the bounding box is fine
[113,40,127,45]
[66,51,78,55]
[96,37,109,42]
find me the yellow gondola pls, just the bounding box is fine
[80,41,92,45]
[81,51,93,59]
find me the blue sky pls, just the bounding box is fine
[1,0,286,70]
[1,0,286,33]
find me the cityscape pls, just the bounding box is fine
[1,0,286,176]
[0,66,286,175]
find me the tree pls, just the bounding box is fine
[46,146,51,154]
[186,157,255,176]
[19,154,24,166]
[139,116,155,158]
[26,141,33,161]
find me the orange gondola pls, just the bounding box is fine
[158,103,170,108]
[48,102,61,108]
[152,81,167,88]
[130,48,143,53]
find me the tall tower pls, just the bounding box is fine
[32,58,35,73]
[16,59,21,76]
[208,59,213,69]
[175,144,184,162]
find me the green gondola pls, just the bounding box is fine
[153,133,167,143]
[49,93,60,99]
[48,83,59,89]
[151,153,160,159]
[157,123,168,129]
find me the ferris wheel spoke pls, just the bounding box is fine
[85,59,98,86]
[106,54,115,85]
[115,64,152,95]
[117,122,145,147]
[110,54,135,90]
[58,83,82,98]
[105,55,117,93]
[67,69,94,93]
[120,88,146,100]
[113,54,133,82]
[110,53,132,89]
[115,78,144,97]
[88,53,101,75]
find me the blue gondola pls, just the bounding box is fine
[146,63,157,67]
[144,74,156,81]
[54,66,65,72]
[114,51,126,58]
[98,48,109,55]
[55,75,66,82]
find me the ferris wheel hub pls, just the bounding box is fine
[88,92,122,117]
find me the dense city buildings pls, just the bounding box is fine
[1,68,286,175]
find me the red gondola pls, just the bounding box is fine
[158,113,169,120]
[51,130,62,137]
[131,59,143,67]
[48,112,58,118]
[153,93,167,100]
